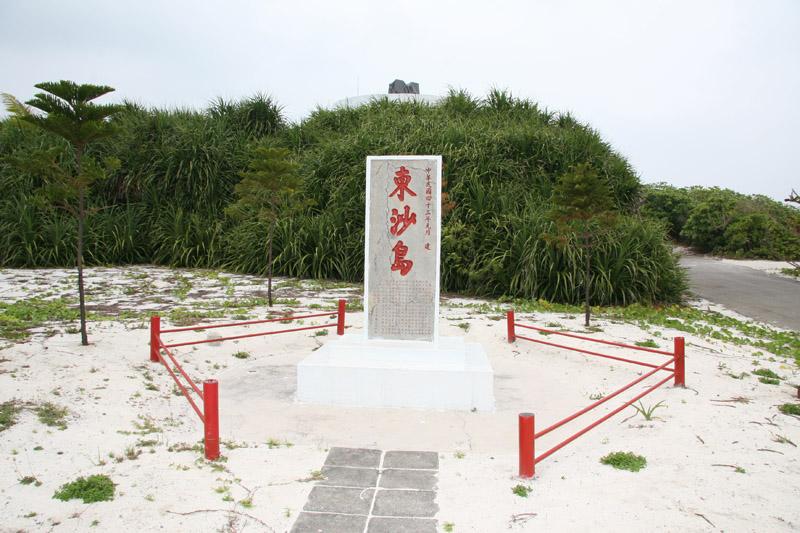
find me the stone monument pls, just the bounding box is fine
[296,156,494,410]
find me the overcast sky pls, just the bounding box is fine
[1,0,798,202]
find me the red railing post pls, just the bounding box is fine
[203,379,220,460]
[674,337,685,387]
[337,299,346,335]
[519,412,535,478]
[507,310,516,343]
[150,316,161,363]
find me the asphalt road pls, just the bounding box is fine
[680,254,799,331]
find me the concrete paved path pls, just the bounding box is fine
[292,447,439,533]
[680,254,800,331]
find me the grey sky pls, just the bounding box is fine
[1,0,798,201]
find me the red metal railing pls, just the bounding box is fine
[149,299,347,460]
[507,310,685,478]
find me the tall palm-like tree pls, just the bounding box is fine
[22,81,123,345]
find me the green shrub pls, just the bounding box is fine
[600,451,647,472]
[0,91,690,305]
[642,183,800,259]
[53,474,115,503]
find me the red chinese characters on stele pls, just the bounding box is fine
[389,166,417,202]
[390,240,413,276]
[389,166,417,276]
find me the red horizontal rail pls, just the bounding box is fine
[515,333,670,370]
[163,322,336,349]
[159,342,204,398]
[161,311,338,334]
[535,357,675,439]
[535,372,674,465]
[514,322,675,357]
[156,346,204,422]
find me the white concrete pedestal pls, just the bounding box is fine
[296,334,495,411]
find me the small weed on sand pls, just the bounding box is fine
[753,368,782,385]
[512,484,532,497]
[772,433,797,446]
[53,474,116,503]
[634,339,658,348]
[778,403,800,416]
[632,401,665,421]
[298,470,325,483]
[600,451,647,472]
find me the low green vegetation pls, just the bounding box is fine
[53,474,116,503]
[511,484,532,497]
[778,403,800,416]
[0,297,84,340]
[35,402,69,429]
[600,451,647,472]
[634,339,659,348]
[752,368,783,385]
[0,399,21,431]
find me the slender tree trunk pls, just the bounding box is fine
[584,221,591,327]
[76,144,88,345]
[267,214,275,307]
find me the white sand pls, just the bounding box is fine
[717,257,799,280]
[1,265,799,532]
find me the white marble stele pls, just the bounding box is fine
[296,334,495,411]
[296,156,495,411]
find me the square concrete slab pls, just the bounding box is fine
[303,486,375,515]
[325,447,382,468]
[379,469,437,491]
[367,516,438,533]
[383,450,439,470]
[292,512,367,533]
[372,490,438,518]
[320,466,379,488]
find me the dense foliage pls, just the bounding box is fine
[0,89,686,305]
[641,183,800,259]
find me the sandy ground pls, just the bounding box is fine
[1,264,799,532]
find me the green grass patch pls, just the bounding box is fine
[53,475,115,503]
[0,399,22,432]
[35,402,69,430]
[600,451,647,472]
